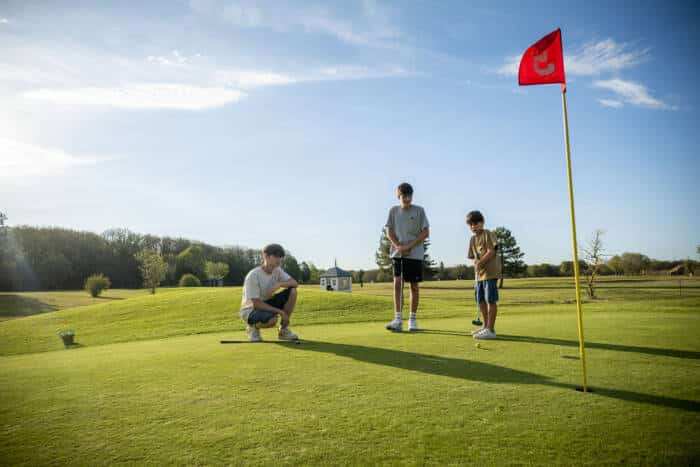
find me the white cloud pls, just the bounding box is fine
[146,50,200,67]
[597,98,623,108]
[593,79,669,109]
[497,39,648,77]
[23,83,244,110]
[0,138,102,178]
[190,0,401,48]
[0,17,9,24]
[213,70,296,89]
[566,39,648,75]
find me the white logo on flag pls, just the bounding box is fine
[533,51,555,76]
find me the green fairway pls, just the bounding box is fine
[1,278,699,465]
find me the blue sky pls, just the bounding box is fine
[1,1,698,270]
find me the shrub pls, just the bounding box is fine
[84,273,111,297]
[179,273,201,287]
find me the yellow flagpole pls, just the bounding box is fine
[561,87,588,392]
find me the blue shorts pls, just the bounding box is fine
[247,288,292,325]
[475,279,499,304]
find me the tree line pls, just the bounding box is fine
[0,215,696,292]
[0,223,289,291]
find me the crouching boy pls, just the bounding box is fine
[239,243,299,342]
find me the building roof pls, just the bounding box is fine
[320,266,352,278]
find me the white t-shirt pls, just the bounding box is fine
[239,266,291,320]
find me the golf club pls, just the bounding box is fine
[386,255,404,332]
[472,252,483,326]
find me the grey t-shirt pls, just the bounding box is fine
[385,204,430,260]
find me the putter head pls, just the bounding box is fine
[472,319,483,326]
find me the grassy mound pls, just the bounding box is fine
[0,287,394,356]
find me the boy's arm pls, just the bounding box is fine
[269,269,298,294]
[251,298,289,322]
[386,226,401,249]
[405,227,429,251]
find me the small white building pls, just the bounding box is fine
[320,261,352,293]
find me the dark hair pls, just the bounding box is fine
[263,243,286,258]
[466,210,484,224]
[397,182,413,196]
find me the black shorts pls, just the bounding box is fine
[392,258,423,283]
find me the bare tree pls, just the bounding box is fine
[583,230,605,298]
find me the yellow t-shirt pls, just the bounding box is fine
[468,229,501,281]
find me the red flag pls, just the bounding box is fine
[518,29,566,87]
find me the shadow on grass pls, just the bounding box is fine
[0,295,57,318]
[278,340,700,413]
[497,334,700,360]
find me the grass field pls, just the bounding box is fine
[1,277,699,465]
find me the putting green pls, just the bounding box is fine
[1,305,698,465]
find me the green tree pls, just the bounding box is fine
[84,273,111,297]
[607,255,623,276]
[620,252,651,275]
[205,261,230,281]
[282,254,301,281]
[176,245,207,280]
[179,273,201,287]
[422,239,436,280]
[358,269,365,287]
[375,230,392,273]
[308,263,320,284]
[493,227,526,288]
[560,260,588,277]
[299,262,311,283]
[137,249,168,294]
[437,261,449,280]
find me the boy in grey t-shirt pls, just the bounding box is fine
[384,183,430,332]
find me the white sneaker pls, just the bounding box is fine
[474,329,497,340]
[247,325,262,342]
[386,318,403,332]
[278,327,299,341]
[408,318,419,332]
[471,327,486,336]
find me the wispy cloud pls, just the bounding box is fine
[597,98,623,108]
[497,38,648,77]
[0,138,105,178]
[593,79,671,109]
[0,17,9,24]
[190,0,401,48]
[23,84,244,110]
[147,50,201,67]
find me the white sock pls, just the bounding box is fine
[395,312,402,321]
[409,312,417,321]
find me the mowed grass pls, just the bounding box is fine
[1,278,699,465]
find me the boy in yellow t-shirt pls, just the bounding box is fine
[466,210,500,340]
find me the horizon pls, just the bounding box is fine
[1,1,698,270]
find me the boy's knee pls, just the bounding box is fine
[289,288,297,297]
[262,316,278,328]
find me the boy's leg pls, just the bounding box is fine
[479,302,488,327]
[386,259,404,331]
[486,278,499,333]
[487,303,497,331]
[409,282,419,314]
[281,288,297,328]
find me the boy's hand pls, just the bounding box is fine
[473,259,481,269]
[397,244,410,256]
